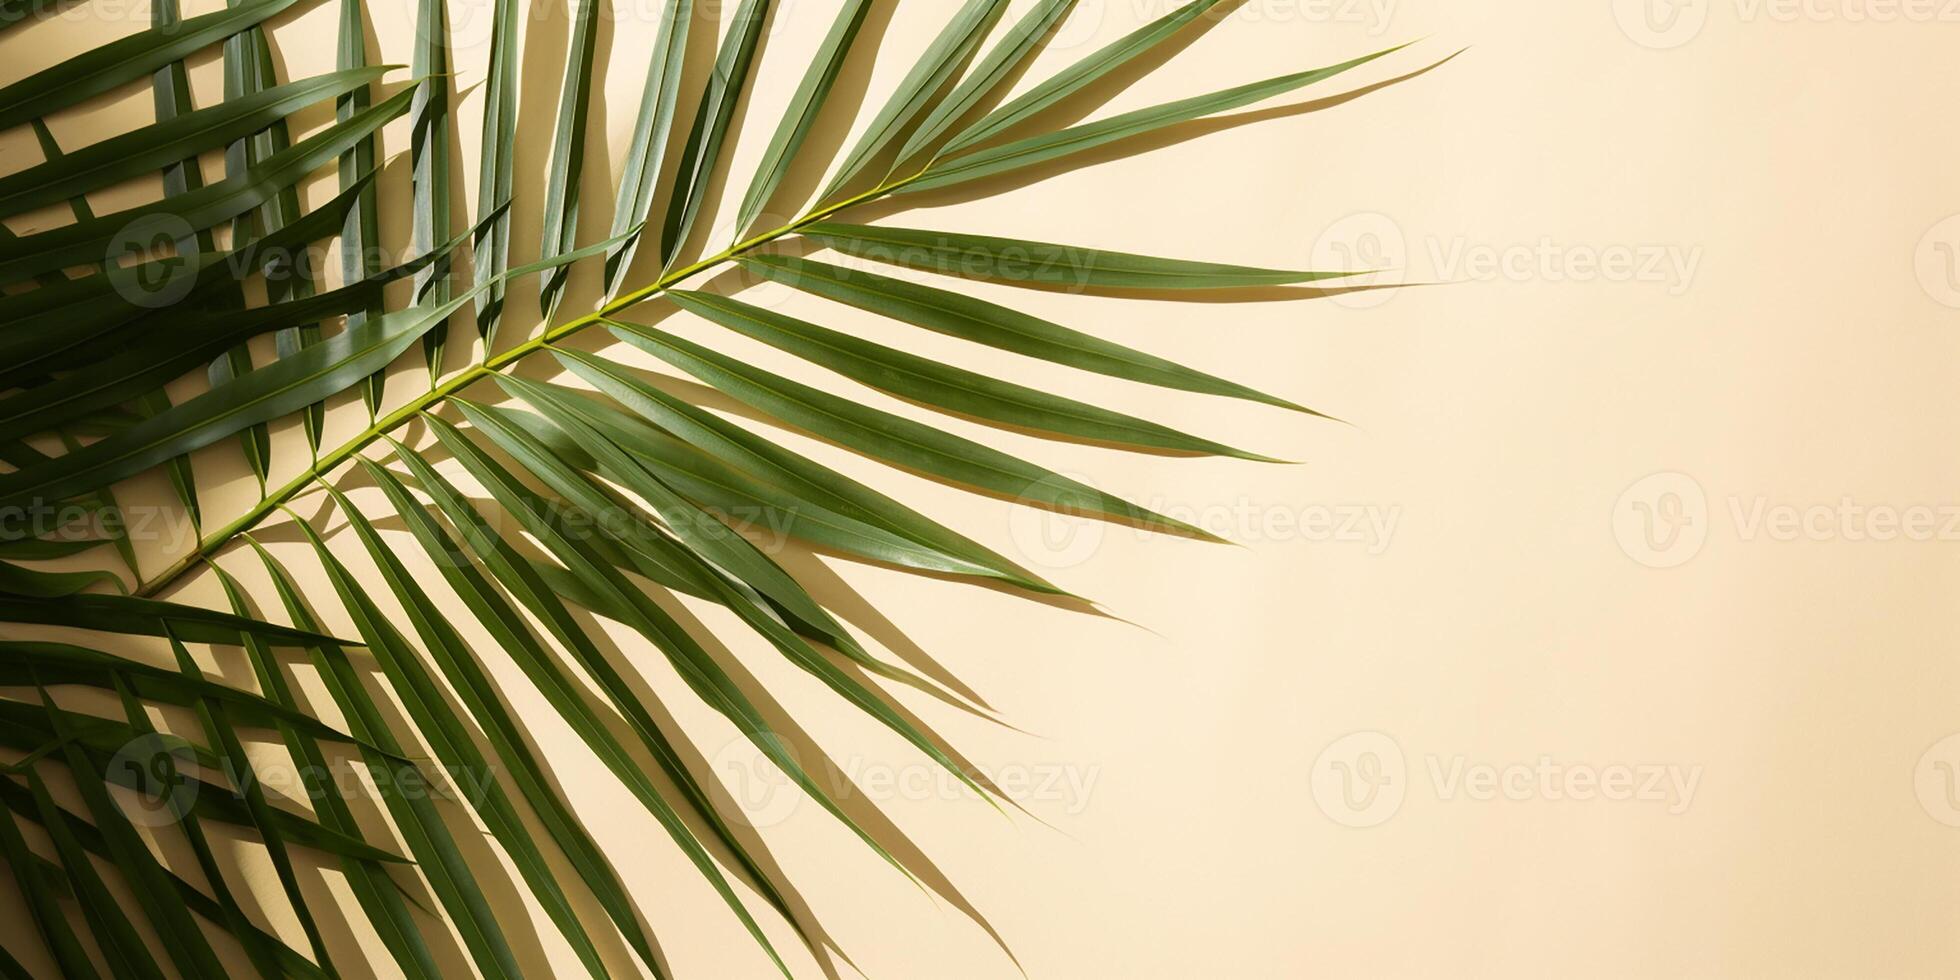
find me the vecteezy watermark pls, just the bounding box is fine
[1311,730,1703,828]
[0,501,201,552]
[1913,732,1960,827]
[1613,470,1960,568]
[1617,0,1960,49]
[1311,213,1704,307]
[709,735,1101,829]
[1005,477,1404,570]
[1613,471,1711,569]
[106,734,500,828]
[105,213,201,309]
[1914,213,1960,308]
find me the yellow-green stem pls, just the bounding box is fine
[135,175,917,597]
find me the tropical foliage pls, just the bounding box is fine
[0,0,1432,975]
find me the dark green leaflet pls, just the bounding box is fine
[0,291,474,508]
[556,348,1061,593]
[409,0,454,379]
[0,68,385,219]
[0,593,352,645]
[293,510,627,978]
[33,690,228,978]
[473,0,522,342]
[0,228,470,442]
[904,44,1409,194]
[608,317,1217,539]
[895,0,1078,166]
[820,0,1012,200]
[666,289,1284,460]
[537,0,605,320]
[22,769,163,979]
[801,222,1355,291]
[0,0,310,130]
[0,83,413,286]
[604,0,692,298]
[0,174,371,386]
[745,253,1320,413]
[438,407,915,876]
[337,0,386,416]
[325,476,665,978]
[395,426,804,974]
[940,0,1230,154]
[737,0,872,233]
[658,0,770,269]
[213,561,442,980]
[249,542,523,980]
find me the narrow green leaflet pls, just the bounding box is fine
[940,0,1228,155]
[0,795,98,979]
[473,0,522,343]
[36,691,230,980]
[658,0,770,269]
[213,561,441,980]
[895,0,1077,166]
[905,44,1408,194]
[0,291,474,508]
[0,559,123,598]
[608,318,1215,539]
[208,346,270,491]
[294,505,640,980]
[0,83,414,286]
[603,0,693,299]
[0,228,471,442]
[538,0,606,320]
[491,379,893,664]
[737,0,871,233]
[556,348,1060,592]
[162,623,340,971]
[338,0,386,416]
[0,175,371,385]
[0,643,370,742]
[393,428,804,972]
[497,387,988,799]
[326,477,665,977]
[409,0,454,379]
[435,409,912,873]
[501,386,1018,586]
[0,68,386,218]
[0,593,351,645]
[0,0,311,130]
[22,770,164,980]
[801,222,1356,290]
[106,674,287,979]
[667,289,1282,460]
[745,253,1320,413]
[248,544,523,980]
[819,0,1011,200]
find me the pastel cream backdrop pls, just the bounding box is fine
[4,0,1960,977]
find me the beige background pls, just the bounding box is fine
[6,0,1960,977]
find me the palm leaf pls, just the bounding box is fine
[0,2,1437,973]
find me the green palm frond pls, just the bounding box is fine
[0,0,1444,974]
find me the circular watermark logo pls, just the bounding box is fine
[1913,213,1960,309]
[107,733,200,828]
[1312,211,1407,309]
[1614,0,1709,48]
[709,733,804,829]
[1311,731,1407,828]
[1914,733,1960,827]
[1006,474,1108,570]
[104,213,200,309]
[1613,471,1709,568]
